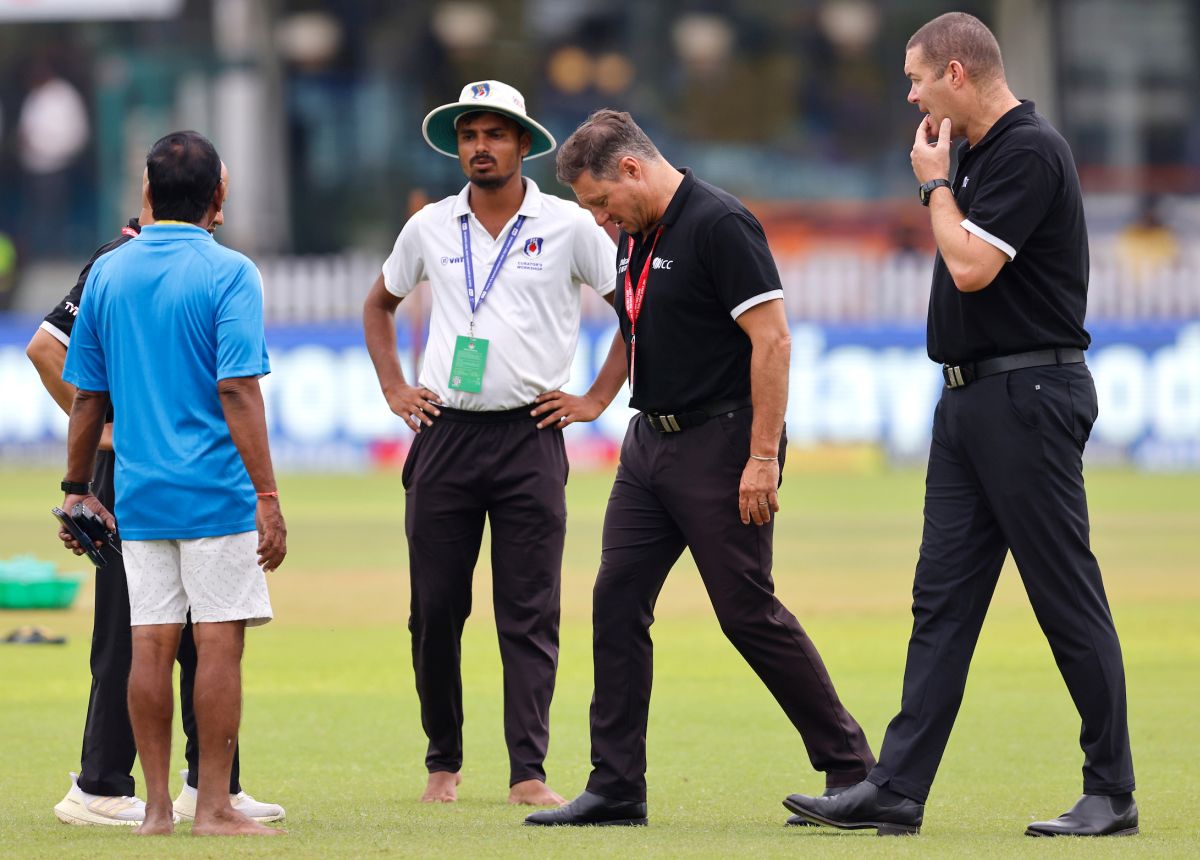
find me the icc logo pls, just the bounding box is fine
[652,257,673,270]
[523,238,543,258]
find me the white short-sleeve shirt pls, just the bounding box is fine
[382,178,617,410]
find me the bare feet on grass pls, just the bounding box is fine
[134,805,174,836]
[192,807,285,836]
[508,779,565,806]
[421,771,462,803]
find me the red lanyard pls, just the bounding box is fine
[624,227,663,390]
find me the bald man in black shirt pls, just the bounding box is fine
[783,12,1136,838]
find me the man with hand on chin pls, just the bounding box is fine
[783,12,1136,838]
[363,80,622,806]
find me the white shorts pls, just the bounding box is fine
[123,531,273,627]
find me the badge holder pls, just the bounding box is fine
[450,213,525,394]
[449,333,489,392]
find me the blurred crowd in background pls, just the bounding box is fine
[1,0,1198,315]
[1,0,1198,470]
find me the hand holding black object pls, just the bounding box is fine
[53,495,119,567]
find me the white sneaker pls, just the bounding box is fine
[53,772,145,826]
[173,770,286,823]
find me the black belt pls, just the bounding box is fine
[643,398,751,433]
[942,348,1085,389]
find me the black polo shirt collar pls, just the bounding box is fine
[630,168,696,250]
[960,100,1035,158]
[657,168,696,228]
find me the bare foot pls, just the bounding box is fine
[421,771,462,803]
[508,779,566,806]
[134,806,174,836]
[192,806,285,836]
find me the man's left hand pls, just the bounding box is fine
[531,390,605,429]
[911,116,952,184]
[738,458,780,526]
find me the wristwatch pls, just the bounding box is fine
[61,480,90,495]
[919,178,952,206]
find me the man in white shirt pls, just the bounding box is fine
[363,80,627,806]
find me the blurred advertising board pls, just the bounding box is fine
[2,318,1199,471]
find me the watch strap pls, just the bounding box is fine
[61,479,90,495]
[919,178,952,206]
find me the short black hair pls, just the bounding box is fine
[146,131,222,224]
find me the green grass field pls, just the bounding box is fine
[1,464,1198,858]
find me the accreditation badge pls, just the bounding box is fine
[448,336,489,393]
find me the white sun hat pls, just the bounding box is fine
[422,80,556,161]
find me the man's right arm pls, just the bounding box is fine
[531,211,625,428]
[27,328,74,414]
[531,290,627,428]
[28,240,120,447]
[363,273,441,432]
[27,329,116,450]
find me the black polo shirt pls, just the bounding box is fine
[615,169,784,413]
[927,101,1091,365]
[42,218,141,345]
[40,218,141,424]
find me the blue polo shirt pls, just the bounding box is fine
[63,223,270,540]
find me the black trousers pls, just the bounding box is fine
[403,406,567,785]
[868,364,1135,803]
[586,408,876,802]
[77,449,240,797]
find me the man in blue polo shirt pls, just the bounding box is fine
[60,130,286,837]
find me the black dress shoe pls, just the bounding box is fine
[1025,794,1139,837]
[783,780,923,836]
[785,785,852,826]
[524,790,648,827]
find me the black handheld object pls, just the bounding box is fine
[52,504,121,568]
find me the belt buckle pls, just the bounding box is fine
[943,364,967,388]
[648,413,682,433]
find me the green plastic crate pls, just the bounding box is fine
[0,556,84,609]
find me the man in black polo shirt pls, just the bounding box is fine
[525,109,876,827]
[783,13,1137,838]
[27,169,283,828]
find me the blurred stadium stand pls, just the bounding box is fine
[1,0,1197,469]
